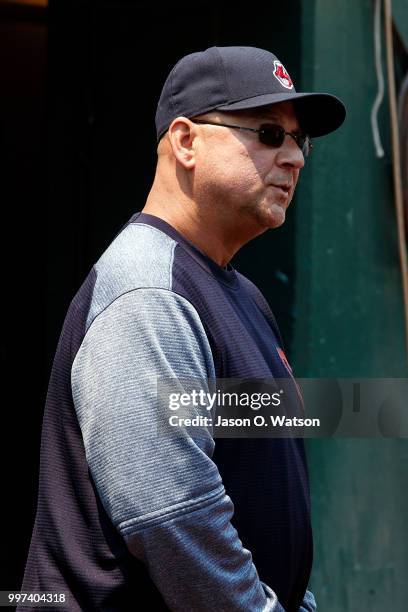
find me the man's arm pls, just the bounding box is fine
[299,589,317,611]
[71,287,284,612]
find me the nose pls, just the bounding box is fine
[275,133,305,170]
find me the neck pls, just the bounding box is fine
[144,181,263,268]
[143,199,249,267]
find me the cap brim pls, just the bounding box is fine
[215,91,346,138]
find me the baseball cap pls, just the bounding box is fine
[155,46,346,141]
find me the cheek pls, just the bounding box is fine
[252,151,282,184]
[228,148,267,190]
[202,149,261,192]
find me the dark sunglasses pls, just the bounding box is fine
[191,119,312,157]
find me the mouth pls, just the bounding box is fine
[269,183,291,197]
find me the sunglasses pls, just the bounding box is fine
[191,119,312,157]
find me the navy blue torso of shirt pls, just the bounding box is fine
[19,212,312,612]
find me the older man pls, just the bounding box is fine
[19,47,345,611]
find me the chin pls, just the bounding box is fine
[260,203,287,228]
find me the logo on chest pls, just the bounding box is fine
[276,346,305,411]
[276,346,293,374]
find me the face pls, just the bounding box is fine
[192,101,305,234]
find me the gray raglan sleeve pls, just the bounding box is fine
[71,287,285,612]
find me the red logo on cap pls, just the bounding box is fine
[273,61,293,90]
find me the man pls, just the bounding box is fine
[19,46,345,611]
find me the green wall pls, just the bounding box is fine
[294,1,408,609]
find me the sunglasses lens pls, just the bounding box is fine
[258,124,312,157]
[259,124,285,147]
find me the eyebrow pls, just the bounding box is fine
[248,110,290,122]
[254,113,302,132]
[256,113,280,121]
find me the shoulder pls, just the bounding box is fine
[95,221,176,291]
[86,222,178,332]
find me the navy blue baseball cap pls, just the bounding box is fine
[155,46,346,141]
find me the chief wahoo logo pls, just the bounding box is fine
[273,60,294,89]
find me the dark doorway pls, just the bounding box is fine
[2,0,301,592]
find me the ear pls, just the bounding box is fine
[167,117,198,170]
